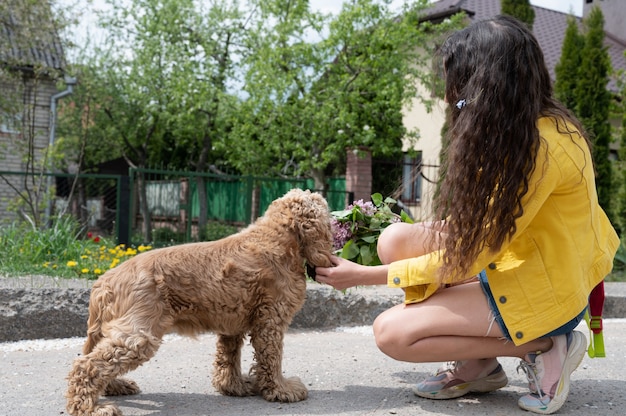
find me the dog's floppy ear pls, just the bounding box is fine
[289,190,334,268]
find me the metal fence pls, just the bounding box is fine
[0,169,351,247]
[0,170,123,235]
[129,168,350,246]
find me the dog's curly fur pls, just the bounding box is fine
[66,189,334,416]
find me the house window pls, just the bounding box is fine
[401,152,422,202]
[0,111,21,134]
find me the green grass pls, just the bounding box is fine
[0,216,150,279]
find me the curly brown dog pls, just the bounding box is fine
[66,188,334,416]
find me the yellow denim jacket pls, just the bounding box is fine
[387,117,619,345]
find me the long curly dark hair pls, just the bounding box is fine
[432,15,590,281]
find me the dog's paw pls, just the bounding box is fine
[66,402,121,416]
[261,376,308,403]
[92,403,123,416]
[104,378,140,396]
[213,374,257,397]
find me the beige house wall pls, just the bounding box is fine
[401,81,446,222]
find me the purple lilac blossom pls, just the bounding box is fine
[331,199,381,250]
[331,218,353,250]
[350,199,376,216]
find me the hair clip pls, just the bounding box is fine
[456,99,467,109]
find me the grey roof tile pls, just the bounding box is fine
[0,1,66,71]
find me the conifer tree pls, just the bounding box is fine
[615,62,626,235]
[501,0,535,28]
[575,7,613,218]
[554,16,584,112]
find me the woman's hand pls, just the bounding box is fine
[315,255,388,290]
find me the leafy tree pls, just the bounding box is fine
[574,7,613,219]
[501,0,535,28]
[554,16,584,112]
[58,0,462,235]
[228,0,462,189]
[61,0,252,240]
[615,59,626,234]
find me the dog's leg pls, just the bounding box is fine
[66,332,161,416]
[212,333,256,397]
[249,312,308,402]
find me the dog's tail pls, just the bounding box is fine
[82,282,113,355]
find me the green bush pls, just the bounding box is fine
[203,221,239,241]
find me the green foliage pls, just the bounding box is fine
[574,7,613,219]
[500,0,535,28]
[152,227,186,246]
[0,216,152,279]
[554,16,585,112]
[60,0,463,193]
[331,193,413,266]
[203,221,239,241]
[0,216,84,273]
[228,0,463,189]
[615,54,626,234]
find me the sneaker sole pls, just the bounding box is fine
[413,371,509,400]
[518,331,587,414]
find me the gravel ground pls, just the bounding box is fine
[0,275,94,289]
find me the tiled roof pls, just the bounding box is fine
[0,2,66,71]
[423,0,626,91]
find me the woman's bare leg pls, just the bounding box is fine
[373,282,552,362]
[377,221,445,263]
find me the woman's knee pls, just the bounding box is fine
[373,307,412,359]
[377,222,416,264]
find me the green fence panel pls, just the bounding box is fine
[189,178,249,223]
[258,178,309,215]
[129,168,349,245]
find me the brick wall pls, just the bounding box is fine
[345,146,372,203]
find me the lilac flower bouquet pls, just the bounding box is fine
[331,193,413,266]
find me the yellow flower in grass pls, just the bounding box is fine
[67,260,78,267]
[81,268,89,274]
[138,245,152,252]
[94,268,103,275]
[110,258,120,269]
[81,255,88,259]
[125,247,137,256]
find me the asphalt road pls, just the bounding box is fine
[1,320,625,416]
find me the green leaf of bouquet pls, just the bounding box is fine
[341,239,360,259]
[361,235,378,243]
[371,193,383,206]
[352,209,366,222]
[384,196,397,205]
[331,209,353,219]
[400,210,414,224]
[360,244,374,265]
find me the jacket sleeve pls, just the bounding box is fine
[387,130,563,303]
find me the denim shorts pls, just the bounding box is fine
[477,270,586,340]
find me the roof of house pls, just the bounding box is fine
[422,0,626,91]
[0,1,66,71]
